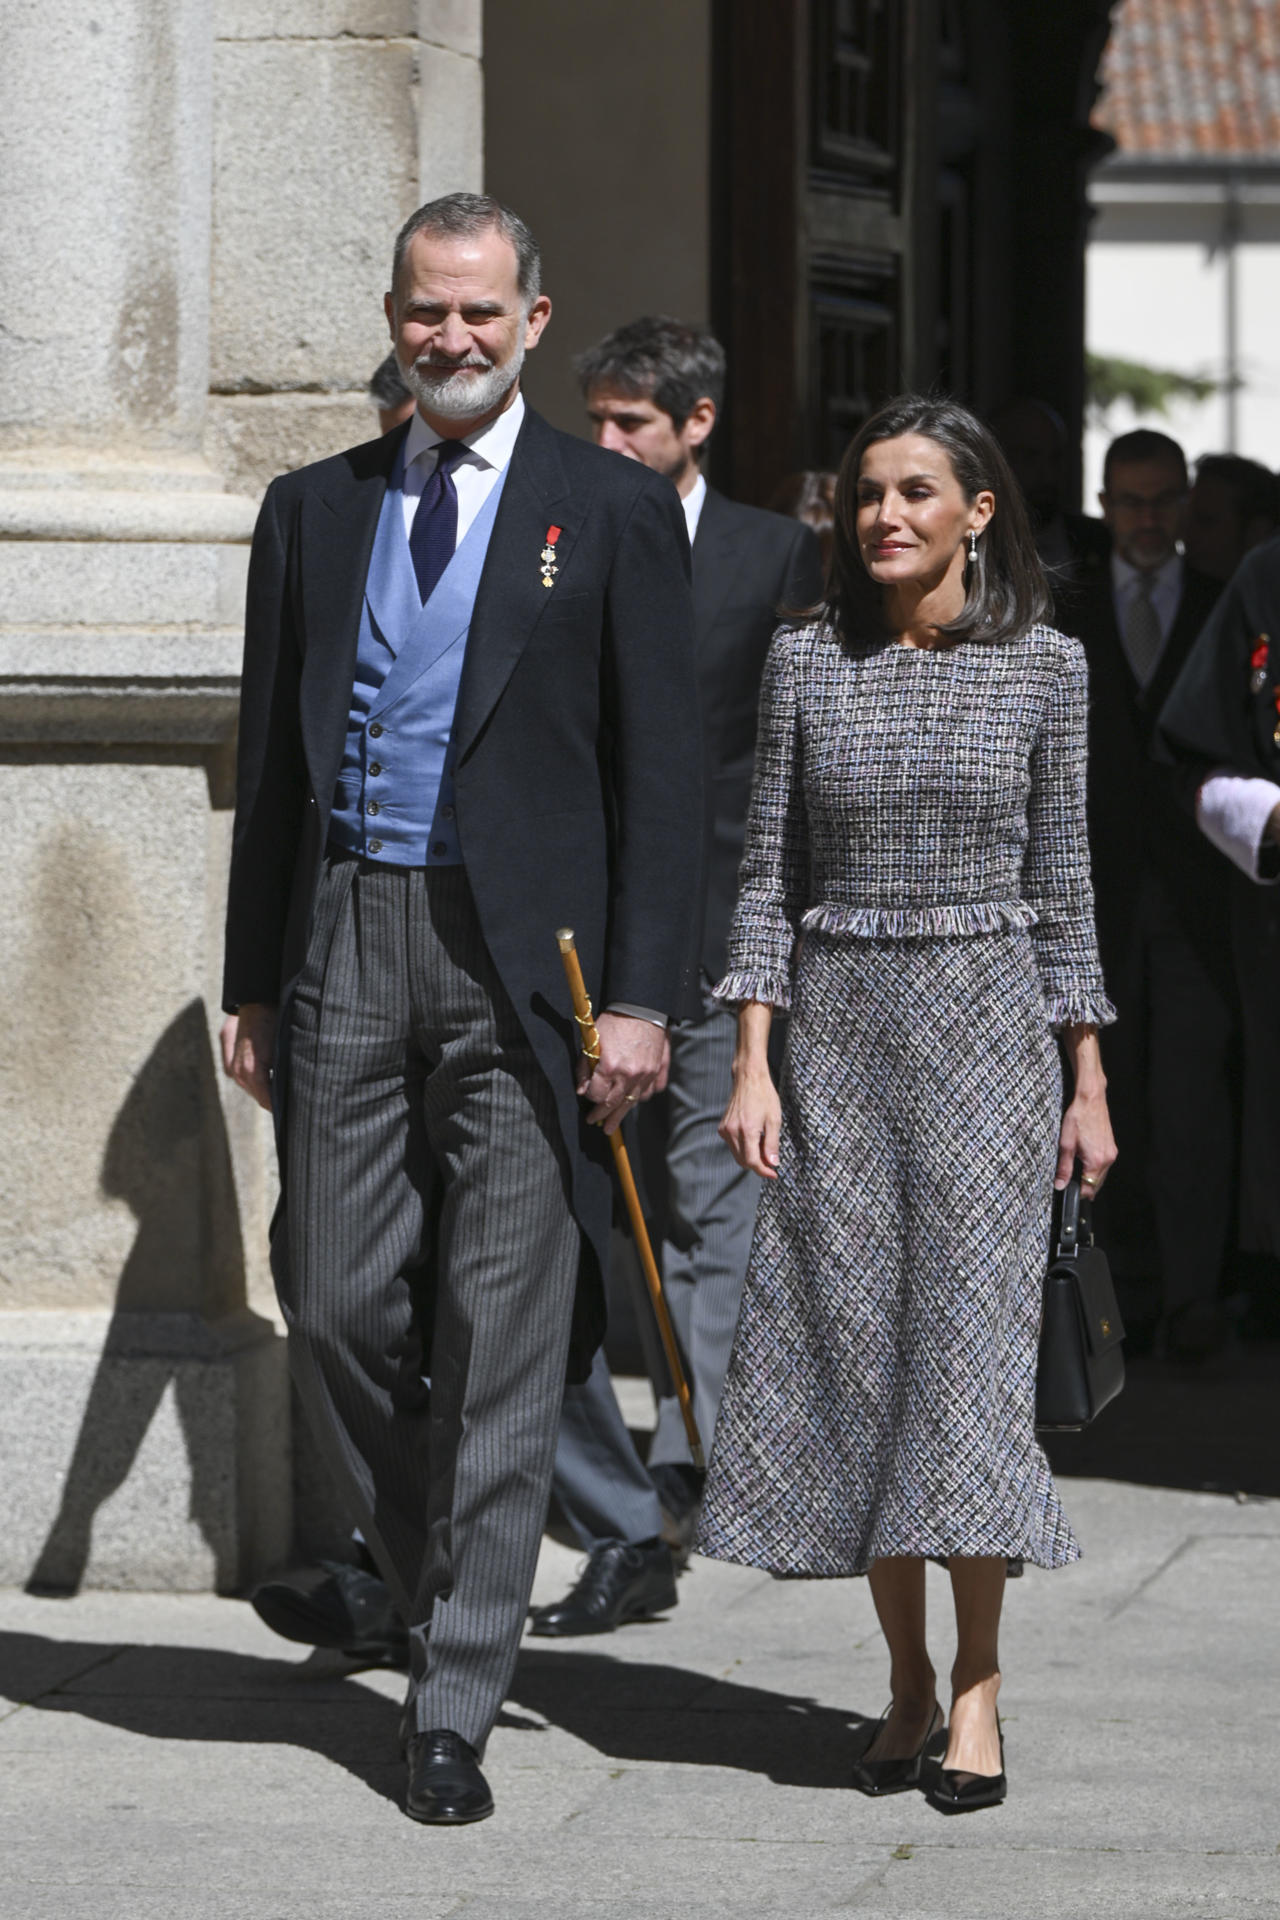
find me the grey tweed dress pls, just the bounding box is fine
[695,620,1116,1576]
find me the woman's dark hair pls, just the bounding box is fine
[825,393,1051,646]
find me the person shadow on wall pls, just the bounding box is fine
[25,998,274,1596]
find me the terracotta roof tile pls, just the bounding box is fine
[1094,0,1280,157]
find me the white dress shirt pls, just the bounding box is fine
[1111,550,1182,680]
[399,391,525,542]
[682,470,707,546]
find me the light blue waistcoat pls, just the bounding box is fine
[329,448,508,866]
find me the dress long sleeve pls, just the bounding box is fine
[714,629,809,1008]
[1022,637,1117,1029]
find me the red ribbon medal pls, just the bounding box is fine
[1250,633,1269,694]
[540,525,562,589]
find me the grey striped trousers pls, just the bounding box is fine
[282,854,581,1752]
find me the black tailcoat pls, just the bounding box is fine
[1157,535,1280,1253]
[1065,561,1226,977]
[223,405,704,1374]
[691,489,823,980]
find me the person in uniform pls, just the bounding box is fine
[1157,536,1280,1307]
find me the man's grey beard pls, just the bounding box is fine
[400,337,526,421]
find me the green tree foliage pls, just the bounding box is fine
[1086,352,1217,423]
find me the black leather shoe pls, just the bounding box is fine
[250,1559,408,1666]
[927,1717,1007,1813]
[405,1730,494,1825]
[527,1538,677,1637]
[851,1702,945,1797]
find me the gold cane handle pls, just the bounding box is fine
[556,927,601,1064]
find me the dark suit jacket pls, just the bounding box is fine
[223,405,703,1373]
[692,489,824,980]
[1064,559,1224,978]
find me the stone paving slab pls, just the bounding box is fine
[2,1478,1277,1920]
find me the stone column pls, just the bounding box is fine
[0,0,286,1593]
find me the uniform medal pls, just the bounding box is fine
[540,524,562,589]
[1250,634,1269,695]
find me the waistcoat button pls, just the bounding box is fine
[369,762,382,777]
[366,799,380,816]
[369,837,383,854]
[369,722,384,738]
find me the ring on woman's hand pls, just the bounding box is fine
[1081,1173,1098,1186]
[624,1092,639,1104]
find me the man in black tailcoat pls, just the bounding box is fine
[223,195,701,1823]
[1065,428,1229,1358]
[1157,536,1280,1312]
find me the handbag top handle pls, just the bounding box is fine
[1055,1175,1094,1261]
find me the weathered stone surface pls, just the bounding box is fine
[0,0,213,456]
[214,2,481,59]
[0,1309,289,1592]
[205,393,378,498]
[216,1,417,36]
[0,542,246,630]
[211,39,420,393]
[416,40,484,197]
[0,762,233,1309]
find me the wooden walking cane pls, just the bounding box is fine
[555,929,706,1471]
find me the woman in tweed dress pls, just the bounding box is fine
[698,396,1117,1812]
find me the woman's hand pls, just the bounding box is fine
[720,1065,782,1177]
[1055,1023,1117,1196]
[1055,1087,1117,1195]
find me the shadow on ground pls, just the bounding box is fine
[0,1629,873,1800]
[1044,1342,1280,1498]
[505,1651,871,1787]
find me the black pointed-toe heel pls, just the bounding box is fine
[851,1702,946,1797]
[926,1715,1006,1813]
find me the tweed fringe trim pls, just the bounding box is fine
[1043,990,1118,1030]
[712,969,793,1010]
[798,898,1039,940]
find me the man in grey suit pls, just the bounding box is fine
[224,201,701,1822]
[529,318,824,1636]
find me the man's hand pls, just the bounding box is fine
[223,1002,278,1112]
[576,1011,669,1134]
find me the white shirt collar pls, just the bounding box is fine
[403,388,526,475]
[682,471,708,544]
[1111,547,1181,602]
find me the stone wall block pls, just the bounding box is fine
[417,0,482,58]
[0,543,230,629]
[0,0,213,454]
[216,1,415,35]
[212,40,420,391]
[205,393,379,499]
[0,1309,291,1592]
[417,41,484,199]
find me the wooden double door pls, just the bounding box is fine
[711,0,1116,506]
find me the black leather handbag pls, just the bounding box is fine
[1035,1177,1126,1432]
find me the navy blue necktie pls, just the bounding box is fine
[408,439,467,604]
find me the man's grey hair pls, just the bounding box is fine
[368,351,410,409]
[574,316,726,432]
[391,193,541,304]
